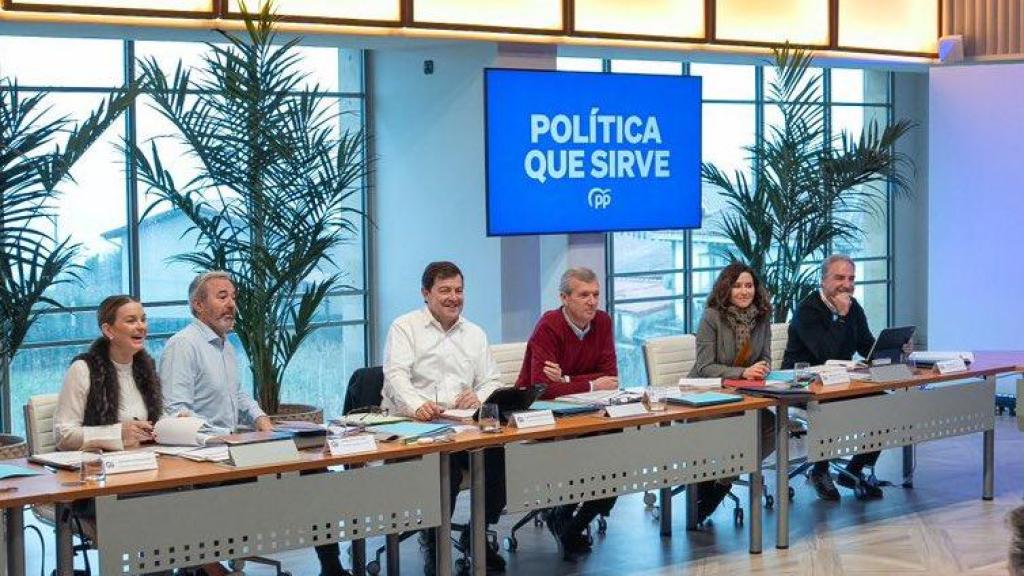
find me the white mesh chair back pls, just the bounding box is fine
[643,335,697,387]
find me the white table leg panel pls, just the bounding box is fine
[805,380,995,462]
[95,454,441,575]
[504,412,759,513]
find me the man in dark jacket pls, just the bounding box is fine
[783,254,909,501]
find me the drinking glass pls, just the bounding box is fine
[80,447,106,483]
[793,362,813,386]
[478,403,501,433]
[645,387,667,412]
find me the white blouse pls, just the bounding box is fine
[53,359,150,452]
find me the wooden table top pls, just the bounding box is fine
[3,350,1018,509]
[0,396,773,508]
[803,350,1024,401]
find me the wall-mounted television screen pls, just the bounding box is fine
[485,68,702,236]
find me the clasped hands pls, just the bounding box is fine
[543,360,617,390]
[121,420,154,448]
[415,390,480,421]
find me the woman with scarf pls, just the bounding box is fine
[54,294,161,452]
[688,262,776,524]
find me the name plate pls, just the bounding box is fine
[869,363,915,383]
[327,434,378,456]
[604,403,648,418]
[934,358,968,374]
[102,451,158,475]
[510,410,555,429]
[228,439,300,468]
[819,370,852,387]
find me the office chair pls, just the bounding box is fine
[641,334,776,526]
[342,366,495,576]
[25,394,97,576]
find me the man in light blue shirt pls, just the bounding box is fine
[159,270,350,576]
[159,270,271,435]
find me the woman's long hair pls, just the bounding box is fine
[705,262,773,321]
[77,295,162,426]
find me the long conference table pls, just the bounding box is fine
[0,351,1021,576]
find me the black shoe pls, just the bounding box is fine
[694,479,733,524]
[422,529,437,576]
[458,527,506,573]
[563,531,592,554]
[809,467,840,501]
[317,553,352,576]
[836,470,885,499]
[544,506,587,561]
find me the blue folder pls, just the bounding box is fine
[667,391,744,407]
[529,400,602,415]
[367,421,453,440]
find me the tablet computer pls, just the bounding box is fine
[865,325,916,364]
[477,383,547,423]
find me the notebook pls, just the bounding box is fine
[367,421,453,441]
[667,391,744,407]
[529,400,603,415]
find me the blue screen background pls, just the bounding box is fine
[485,69,702,236]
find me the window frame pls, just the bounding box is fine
[0,38,371,433]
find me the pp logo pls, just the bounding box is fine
[587,187,612,210]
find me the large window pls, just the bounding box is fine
[556,57,895,386]
[1,36,369,434]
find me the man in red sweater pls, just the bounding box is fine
[515,267,618,560]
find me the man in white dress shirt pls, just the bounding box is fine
[382,261,508,575]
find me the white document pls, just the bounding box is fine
[824,359,861,369]
[154,416,207,446]
[181,446,230,463]
[677,378,722,390]
[909,351,975,364]
[151,445,197,456]
[560,389,621,405]
[441,408,477,420]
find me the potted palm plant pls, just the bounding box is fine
[132,1,369,419]
[0,75,137,449]
[701,45,915,321]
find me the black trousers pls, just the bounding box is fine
[449,447,507,525]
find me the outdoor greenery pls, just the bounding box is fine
[0,73,137,419]
[701,45,914,321]
[132,2,369,414]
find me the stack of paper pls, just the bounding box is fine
[367,422,453,441]
[908,351,975,365]
[676,378,722,390]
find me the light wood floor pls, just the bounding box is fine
[28,415,1023,575]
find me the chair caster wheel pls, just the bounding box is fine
[533,515,544,527]
[597,517,607,534]
[503,536,518,551]
[764,494,774,509]
[734,507,744,526]
[789,487,796,499]
[643,491,657,506]
[652,507,661,520]
[454,558,470,576]
[366,559,381,575]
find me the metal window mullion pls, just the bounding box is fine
[886,71,896,327]
[361,48,376,366]
[125,40,142,299]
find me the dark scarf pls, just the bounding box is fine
[723,304,759,351]
[72,337,163,426]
